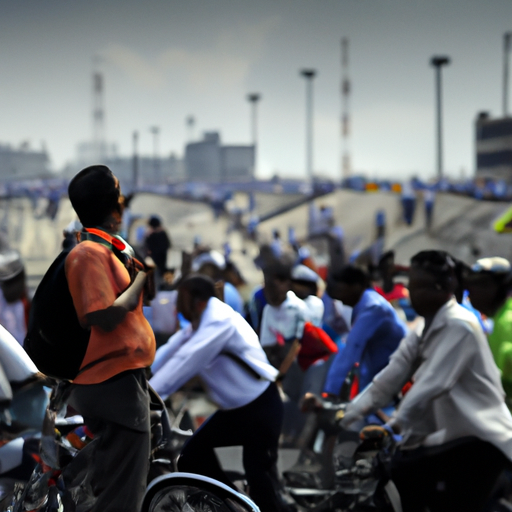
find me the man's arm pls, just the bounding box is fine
[85,271,146,332]
[393,325,476,434]
[342,327,421,425]
[66,244,146,333]
[323,307,381,396]
[150,318,235,400]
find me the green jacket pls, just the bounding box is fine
[489,297,512,395]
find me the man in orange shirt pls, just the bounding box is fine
[65,165,156,512]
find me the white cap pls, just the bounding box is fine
[0,250,24,281]
[471,257,511,274]
[291,264,319,283]
[191,250,226,272]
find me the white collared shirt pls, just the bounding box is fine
[346,299,512,459]
[0,324,38,402]
[150,297,278,409]
[303,295,324,327]
[259,291,310,347]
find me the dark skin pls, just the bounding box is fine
[465,274,506,318]
[291,280,317,301]
[326,280,366,308]
[177,287,207,330]
[408,267,453,328]
[263,274,290,307]
[82,178,147,333]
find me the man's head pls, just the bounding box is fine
[148,215,162,229]
[291,264,319,300]
[408,250,457,319]
[465,257,512,317]
[327,265,370,307]
[191,250,226,281]
[263,258,293,307]
[177,274,216,326]
[68,165,122,229]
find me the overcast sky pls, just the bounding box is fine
[1,0,511,180]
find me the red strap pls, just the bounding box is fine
[82,228,127,251]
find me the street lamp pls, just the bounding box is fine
[300,69,316,187]
[247,93,261,176]
[430,56,450,180]
[503,33,512,117]
[186,115,196,141]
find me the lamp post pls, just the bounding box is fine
[186,115,196,141]
[300,69,316,188]
[430,56,450,180]
[247,93,261,145]
[247,93,261,176]
[503,33,512,117]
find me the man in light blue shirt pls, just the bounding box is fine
[323,265,407,397]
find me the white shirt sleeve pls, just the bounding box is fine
[150,319,236,400]
[151,328,191,374]
[395,324,477,436]
[343,327,419,424]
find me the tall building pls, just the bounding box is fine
[185,132,254,182]
[475,113,512,181]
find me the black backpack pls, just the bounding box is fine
[24,250,90,380]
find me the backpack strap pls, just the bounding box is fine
[79,228,145,271]
[220,351,269,381]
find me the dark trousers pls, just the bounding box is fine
[391,437,509,512]
[178,382,284,512]
[68,370,151,512]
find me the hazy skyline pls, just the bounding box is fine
[1,0,511,180]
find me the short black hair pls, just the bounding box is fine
[178,274,216,301]
[263,257,293,281]
[149,215,162,228]
[68,165,120,228]
[410,250,456,291]
[328,265,370,288]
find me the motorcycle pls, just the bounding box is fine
[7,379,259,512]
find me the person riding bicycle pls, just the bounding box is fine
[342,250,512,512]
[464,257,512,401]
[150,274,285,512]
[323,265,407,400]
[65,166,156,512]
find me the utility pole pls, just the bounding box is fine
[247,93,261,176]
[300,69,316,188]
[503,32,512,117]
[92,56,106,163]
[150,126,160,184]
[186,115,196,141]
[341,38,351,180]
[132,131,139,189]
[430,56,450,180]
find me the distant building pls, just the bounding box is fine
[66,142,185,189]
[185,132,254,182]
[0,143,51,181]
[475,113,512,181]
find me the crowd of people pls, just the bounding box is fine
[1,165,512,512]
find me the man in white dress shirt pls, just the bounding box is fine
[342,251,512,511]
[150,275,284,512]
